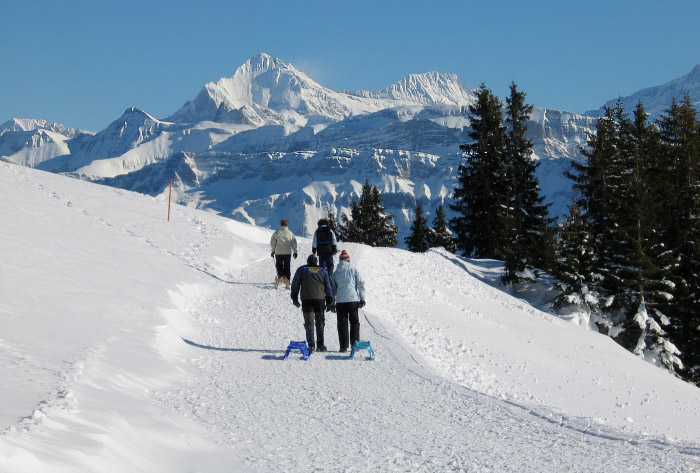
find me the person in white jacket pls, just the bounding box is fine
[330,250,366,352]
[270,219,298,288]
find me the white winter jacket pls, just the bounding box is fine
[270,226,298,255]
[331,261,365,303]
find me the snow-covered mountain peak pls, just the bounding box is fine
[115,107,165,127]
[167,53,361,125]
[370,71,477,106]
[0,118,85,138]
[166,55,478,126]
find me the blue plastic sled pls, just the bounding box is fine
[283,341,311,360]
[349,340,375,360]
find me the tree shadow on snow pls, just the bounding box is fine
[182,338,285,359]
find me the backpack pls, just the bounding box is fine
[316,226,335,255]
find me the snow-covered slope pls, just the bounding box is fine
[585,64,700,120]
[2,162,700,472]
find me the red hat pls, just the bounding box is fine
[339,250,350,262]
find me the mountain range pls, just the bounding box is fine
[2,53,698,243]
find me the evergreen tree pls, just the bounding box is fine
[552,191,600,315]
[450,84,508,258]
[606,103,679,369]
[405,204,430,252]
[656,94,700,382]
[561,106,620,324]
[502,82,553,284]
[339,180,398,247]
[427,205,457,253]
[557,102,684,374]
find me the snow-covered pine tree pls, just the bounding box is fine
[450,84,508,259]
[405,204,430,252]
[656,94,700,383]
[552,191,601,319]
[339,180,398,247]
[605,103,679,371]
[562,107,620,323]
[502,82,553,284]
[427,205,457,253]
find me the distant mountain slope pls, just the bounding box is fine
[585,64,700,119]
[8,55,699,245]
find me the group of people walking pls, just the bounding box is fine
[270,218,366,353]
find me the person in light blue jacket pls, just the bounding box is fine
[330,250,366,353]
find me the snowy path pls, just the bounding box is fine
[2,163,700,472]
[154,249,700,472]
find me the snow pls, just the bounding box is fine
[1,161,700,472]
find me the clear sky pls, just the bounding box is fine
[2,0,699,132]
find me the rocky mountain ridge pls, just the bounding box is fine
[2,55,697,244]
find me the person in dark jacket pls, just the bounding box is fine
[312,218,338,277]
[290,254,333,352]
[330,250,366,352]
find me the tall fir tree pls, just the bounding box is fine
[502,82,553,284]
[552,191,600,315]
[339,180,398,247]
[607,103,679,369]
[556,101,686,375]
[405,204,430,252]
[450,84,508,258]
[427,205,457,253]
[561,106,620,328]
[656,94,700,382]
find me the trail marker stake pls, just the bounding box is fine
[167,179,172,221]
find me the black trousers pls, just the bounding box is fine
[302,299,325,347]
[275,254,291,280]
[336,302,360,350]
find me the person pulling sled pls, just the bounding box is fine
[290,254,333,352]
[330,250,365,352]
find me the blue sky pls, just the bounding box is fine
[2,0,699,131]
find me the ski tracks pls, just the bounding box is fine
[155,253,700,472]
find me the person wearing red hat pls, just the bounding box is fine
[330,250,366,352]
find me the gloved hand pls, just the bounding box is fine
[271,252,275,258]
[358,300,366,308]
[332,246,338,255]
[325,296,333,312]
[293,253,297,259]
[331,304,336,313]
[292,299,300,308]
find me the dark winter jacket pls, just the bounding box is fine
[291,264,333,302]
[312,226,337,256]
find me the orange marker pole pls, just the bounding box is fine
[168,179,172,221]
